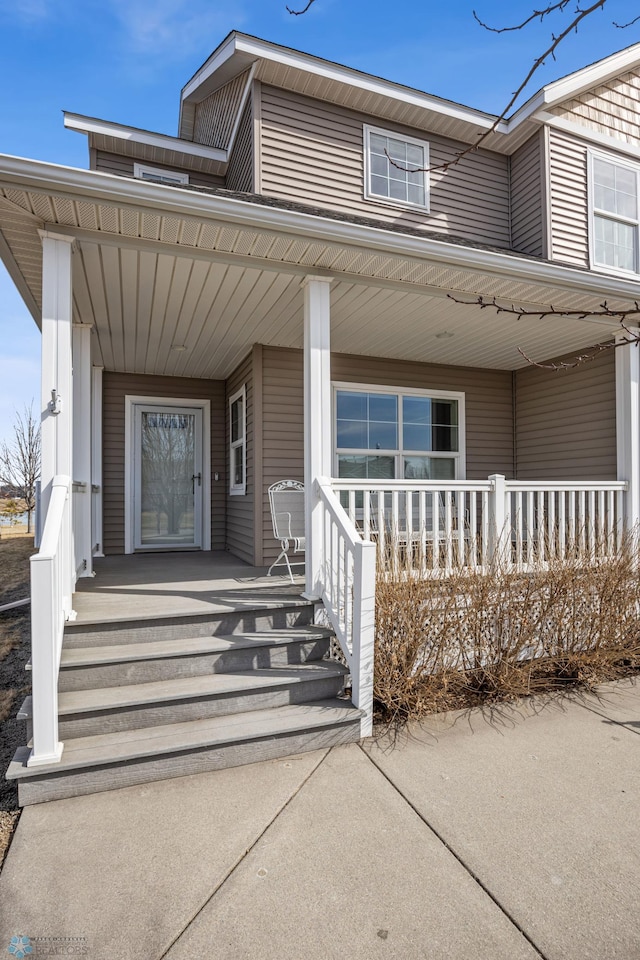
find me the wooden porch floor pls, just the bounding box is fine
[72,552,305,624]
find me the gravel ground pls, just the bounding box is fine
[0,535,33,869]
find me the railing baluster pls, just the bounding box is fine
[558,491,566,560]
[418,490,426,573]
[445,493,453,572]
[456,491,465,565]
[481,491,489,569]
[363,490,371,541]
[433,491,440,572]
[469,491,478,568]
[537,491,545,564]
[526,492,534,568]
[579,491,586,553]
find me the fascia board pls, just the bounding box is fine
[181,32,507,134]
[64,113,228,164]
[2,153,640,304]
[539,42,640,109]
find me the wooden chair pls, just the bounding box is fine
[267,480,305,582]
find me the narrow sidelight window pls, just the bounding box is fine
[229,386,246,495]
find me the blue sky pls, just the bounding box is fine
[1,0,640,443]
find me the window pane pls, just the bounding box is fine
[404,456,455,480]
[231,398,243,443]
[371,153,388,177]
[337,419,368,449]
[338,455,395,479]
[403,396,430,424]
[234,445,244,486]
[369,394,397,422]
[594,158,637,220]
[407,183,425,206]
[337,391,367,421]
[432,399,458,427]
[389,178,406,201]
[594,215,636,271]
[404,423,430,451]
[387,138,406,162]
[406,144,424,167]
[370,134,386,155]
[432,426,458,452]
[368,420,397,450]
[370,174,389,198]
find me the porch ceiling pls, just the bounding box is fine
[0,165,635,375]
[74,241,624,377]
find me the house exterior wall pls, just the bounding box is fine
[514,348,616,480]
[257,346,515,564]
[510,129,546,257]
[550,69,640,144]
[102,372,226,555]
[258,85,512,248]
[225,351,254,564]
[226,97,253,193]
[93,151,226,189]
[548,129,590,268]
[192,70,251,149]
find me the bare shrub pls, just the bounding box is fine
[374,533,640,721]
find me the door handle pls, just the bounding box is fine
[192,472,202,492]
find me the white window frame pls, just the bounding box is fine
[133,163,189,186]
[332,382,466,480]
[363,124,430,212]
[229,385,247,496]
[588,149,640,278]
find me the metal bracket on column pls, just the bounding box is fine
[48,389,63,415]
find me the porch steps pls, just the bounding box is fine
[8,701,361,805]
[8,597,363,805]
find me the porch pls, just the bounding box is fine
[72,551,304,623]
[3,163,640,791]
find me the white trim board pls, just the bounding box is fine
[124,395,211,554]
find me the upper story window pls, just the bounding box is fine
[363,125,430,211]
[590,153,639,274]
[133,163,189,186]
[334,384,464,481]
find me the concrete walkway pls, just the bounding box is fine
[1,680,638,960]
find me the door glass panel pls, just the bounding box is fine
[140,411,196,546]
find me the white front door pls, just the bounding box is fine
[133,404,204,550]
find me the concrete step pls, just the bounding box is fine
[19,661,349,738]
[63,597,314,648]
[58,627,333,691]
[7,700,363,805]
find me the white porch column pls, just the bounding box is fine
[72,323,93,577]
[303,276,333,600]
[92,365,104,557]
[40,232,75,518]
[615,332,640,533]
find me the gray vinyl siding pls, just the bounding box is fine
[550,69,640,144]
[510,130,545,257]
[193,71,251,149]
[102,372,226,555]
[548,129,589,268]
[225,353,254,564]
[515,349,616,480]
[259,85,511,248]
[226,98,253,193]
[93,151,225,189]
[258,346,514,564]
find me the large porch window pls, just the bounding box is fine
[334,384,464,480]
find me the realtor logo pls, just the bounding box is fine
[7,937,33,959]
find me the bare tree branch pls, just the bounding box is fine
[287,0,317,14]
[613,13,640,27]
[473,1,573,34]
[447,293,640,369]
[0,404,41,533]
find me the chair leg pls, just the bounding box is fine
[267,548,288,577]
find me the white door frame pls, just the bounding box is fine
[124,396,211,554]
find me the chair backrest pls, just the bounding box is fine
[268,480,305,540]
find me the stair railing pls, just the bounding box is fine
[28,474,72,767]
[316,477,376,737]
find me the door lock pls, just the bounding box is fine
[192,472,202,492]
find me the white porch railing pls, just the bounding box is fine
[28,474,72,766]
[317,478,376,737]
[332,476,629,574]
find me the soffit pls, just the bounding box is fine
[0,183,627,376]
[86,134,227,177]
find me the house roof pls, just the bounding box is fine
[178,32,640,154]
